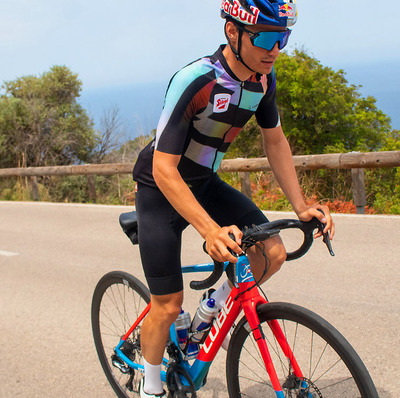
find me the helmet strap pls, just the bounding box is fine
[225,20,256,74]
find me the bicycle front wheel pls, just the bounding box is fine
[226,302,378,397]
[91,271,150,397]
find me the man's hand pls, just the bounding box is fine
[297,204,335,239]
[205,225,243,263]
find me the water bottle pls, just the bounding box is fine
[174,309,191,351]
[190,298,219,344]
[185,341,199,360]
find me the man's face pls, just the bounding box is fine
[232,23,287,75]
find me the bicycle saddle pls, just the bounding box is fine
[119,211,138,245]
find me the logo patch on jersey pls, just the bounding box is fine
[213,94,231,113]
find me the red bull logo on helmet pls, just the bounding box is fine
[278,3,295,18]
[221,0,260,25]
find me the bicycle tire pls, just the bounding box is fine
[226,302,378,398]
[91,270,150,397]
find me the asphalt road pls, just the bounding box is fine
[0,201,399,397]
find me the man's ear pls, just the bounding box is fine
[225,21,239,45]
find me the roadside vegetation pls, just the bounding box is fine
[1,50,399,214]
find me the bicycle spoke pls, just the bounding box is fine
[92,272,152,397]
[309,340,329,381]
[100,302,123,337]
[105,286,127,332]
[318,375,355,392]
[227,303,377,397]
[309,329,314,380]
[312,357,343,383]
[239,353,272,387]
[265,330,289,377]
[115,284,130,331]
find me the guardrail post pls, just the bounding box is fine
[87,175,97,203]
[239,172,252,200]
[31,176,39,201]
[351,168,366,214]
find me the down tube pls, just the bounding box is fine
[190,293,242,390]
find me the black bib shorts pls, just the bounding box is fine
[135,173,269,295]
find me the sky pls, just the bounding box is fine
[1,0,399,136]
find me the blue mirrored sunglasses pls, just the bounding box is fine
[239,26,292,51]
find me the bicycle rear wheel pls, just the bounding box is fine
[226,302,378,397]
[91,271,150,397]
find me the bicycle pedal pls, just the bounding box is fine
[111,354,130,374]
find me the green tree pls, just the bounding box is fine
[366,130,400,214]
[275,49,391,154]
[227,49,392,158]
[225,49,398,213]
[0,65,96,168]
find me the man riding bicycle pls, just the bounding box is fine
[132,1,335,396]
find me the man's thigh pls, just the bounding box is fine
[136,183,188,295]
[197,175,269,229]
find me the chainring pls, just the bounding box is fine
[166,363,197,398]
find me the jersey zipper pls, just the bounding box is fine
[211,81,245,172]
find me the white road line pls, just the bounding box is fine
[0,250,19,257]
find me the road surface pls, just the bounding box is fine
[0,201,399,397]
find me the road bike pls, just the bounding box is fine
[91,211,379,397]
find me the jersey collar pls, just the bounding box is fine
[214,45,262,82]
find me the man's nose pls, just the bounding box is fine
[268,42,280,56]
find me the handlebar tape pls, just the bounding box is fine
[190,217,326,289]
[190,260,225,290]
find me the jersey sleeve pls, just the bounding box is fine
[254,70,280,129]
[155,63,214,155]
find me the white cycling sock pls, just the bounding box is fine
[143,358,163,395]
[211,280,232,310]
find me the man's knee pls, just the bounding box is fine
[270,243,287,270]
[149,291,183,325]
[262,236,287,274]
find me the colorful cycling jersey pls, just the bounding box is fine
[133,45,280,187]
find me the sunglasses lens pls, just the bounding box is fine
[251,30,291,51]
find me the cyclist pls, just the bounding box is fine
[132,1,335,396]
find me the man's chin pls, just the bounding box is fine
[257,64,274,75]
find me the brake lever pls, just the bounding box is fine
[316,210,335,257]
[320,224,335,256]
[228,232,242,255]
